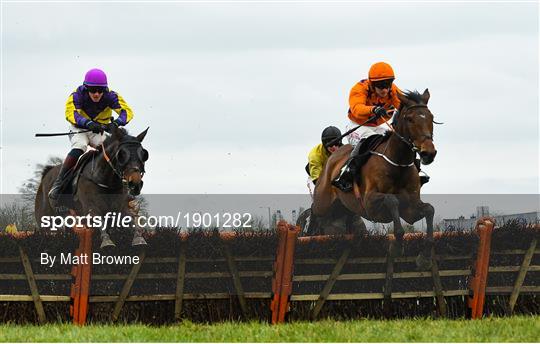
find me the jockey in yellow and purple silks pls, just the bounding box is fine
[48,68,134,202]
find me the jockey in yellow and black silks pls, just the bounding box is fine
[306,126,343,185]
[49,68,135,202]
[333,62,429,191]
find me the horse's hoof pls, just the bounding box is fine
[100,238,116,249]
[415,254,432,271]
[390,241,404,257]
[132,237,147,246]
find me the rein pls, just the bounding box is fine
[101,142,127,184]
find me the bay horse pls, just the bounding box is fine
[312,89,438,270]
[35,127,150,249]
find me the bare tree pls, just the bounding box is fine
[18,156,62,209]
[1,156,63,230]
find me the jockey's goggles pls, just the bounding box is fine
[87,86,106,94]
[323,139,342,148]
[372,79,393,90]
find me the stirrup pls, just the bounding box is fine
[332,166,354,192]
[48,183,62,201]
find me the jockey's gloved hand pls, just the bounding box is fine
[86,121,104,134]
[372,106,388,119]
[105,121,119,134]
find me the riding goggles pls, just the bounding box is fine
[371,79,394,90]
[87,86,106,94]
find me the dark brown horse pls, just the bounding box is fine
[35,127,149,248]
[312,89,438,269]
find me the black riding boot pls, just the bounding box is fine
[332,142,363,192]
[48,149,83,201]
[414,159,430,185]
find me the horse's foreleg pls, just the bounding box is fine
[366,193,403,256]
[345,214,367,236]
[383,194,405,256]
[85,207,115,249]
[124,200,147,246]
[401,201,435,270]
[418,202,435,270]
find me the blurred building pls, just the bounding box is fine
[443,206,539,230]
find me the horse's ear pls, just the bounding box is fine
[136,127,149,142]
[421,88,430,104]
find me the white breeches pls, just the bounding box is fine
[346,120,390,146]
[68,124,107,151]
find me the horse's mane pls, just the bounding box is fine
[102,128,129,146]
[401,90,425,106]
[41,165,55,178]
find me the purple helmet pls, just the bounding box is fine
[83,68,108,87]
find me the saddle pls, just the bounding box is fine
[350,133,388,170]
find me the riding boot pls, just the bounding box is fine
[332,141,364,192]
[414,158,430,185]
[48,149,83,201]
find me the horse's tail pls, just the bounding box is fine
[40,165,56,179]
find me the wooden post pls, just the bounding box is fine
[507,238,537,314]
[78,228,92,325]
[222,241,248,318]
[311,246,351,320]
[174,242,187,321]
[383,243,395,317]
[69,210,93,326]
[468,218,494,319]
[70,245,82,323]
[271,221,288,324]
[271,221,300,324]
[112,250,146,322]
[19,246,46,324]
[276,223,300,323]
[431,247,447,317]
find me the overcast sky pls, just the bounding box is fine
[1,1,538,196]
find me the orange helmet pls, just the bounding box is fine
[368,62,395,81]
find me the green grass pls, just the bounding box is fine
[1,316,539,342]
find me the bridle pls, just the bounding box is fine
[393,104,433,153]
[369,103,435,168]
[99,140,147,187]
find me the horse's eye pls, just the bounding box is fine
[116,147,130,165]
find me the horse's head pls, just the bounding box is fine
[395,89,438,165]
[104,127,149,196]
